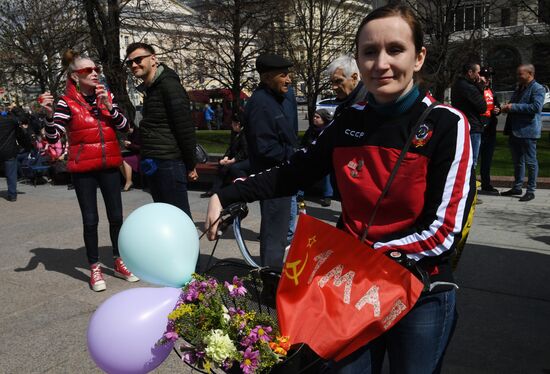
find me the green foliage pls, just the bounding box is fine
[478,132,550,177]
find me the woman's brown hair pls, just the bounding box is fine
[354,4,424,54]
[61,49,81,72]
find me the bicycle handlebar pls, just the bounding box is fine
[216,202,249,235]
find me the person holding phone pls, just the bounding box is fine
[38,49,138,292]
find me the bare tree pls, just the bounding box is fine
[276,0,368,123]
[82,0,136,118]
[0,0,86,102]
[120,0,195,75]
[183,0,284,112]
[517,0,550,84]
[403,0,499,101]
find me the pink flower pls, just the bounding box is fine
[163,331,179,342]
[225,276,247,297]
[250,325,272,343]
[228,307,245,316]
[240,347,260,374]
[182,351,196,365]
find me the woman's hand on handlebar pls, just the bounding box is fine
[205,194,222,241]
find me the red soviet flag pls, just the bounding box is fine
[276,214,423,361]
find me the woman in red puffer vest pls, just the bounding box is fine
[39,49,139,292]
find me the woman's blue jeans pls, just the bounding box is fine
[330,289,457,374]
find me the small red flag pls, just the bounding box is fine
[276,214,423,361]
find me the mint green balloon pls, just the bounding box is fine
[119,203,199,287]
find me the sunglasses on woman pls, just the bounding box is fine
[74,66,101,75]
[125,54,152,67]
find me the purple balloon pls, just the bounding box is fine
[87,287,181,374]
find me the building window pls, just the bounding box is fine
[124,36,129,46]
[501,8,511,27]
[539,0,550,24]
[465,7,474,29]
[455,7,464,31]
[451,4,489,32]
[487,47,520,91]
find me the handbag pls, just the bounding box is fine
[195,143,209,164]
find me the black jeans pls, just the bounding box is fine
[211,159,250,191]
[147,159,192,219]
[480,131,496,189]
[72,168,123,264]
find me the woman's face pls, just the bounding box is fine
[356,16,425,104]
[71,58,100,91]
[312,113,325,127]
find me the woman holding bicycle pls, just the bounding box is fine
[206,4,474,373]
[39,50,138,292]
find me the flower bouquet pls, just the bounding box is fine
[159,273,291,373]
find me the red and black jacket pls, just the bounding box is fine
[46,79,127,173]
[218,93,476,292]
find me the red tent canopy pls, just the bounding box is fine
[188,88,248,103]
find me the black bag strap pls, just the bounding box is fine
[360,101,439,243]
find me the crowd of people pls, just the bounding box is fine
[0,3,547,372]
[451,61,546,202]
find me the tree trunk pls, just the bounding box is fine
[83,0,135,121]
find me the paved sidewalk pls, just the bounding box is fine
[0,183,549,373]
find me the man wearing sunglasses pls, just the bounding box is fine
[126,42,198,218]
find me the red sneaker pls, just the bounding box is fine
[90,263,106,292]
[114,257,139,282]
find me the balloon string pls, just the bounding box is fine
[199,215,223,239]
[198,213,226,273]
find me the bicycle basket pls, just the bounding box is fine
[173,261,324,373]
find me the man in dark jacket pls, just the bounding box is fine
[244,53,298,269]
[451,62,487,167]
[126,42,197,218]
[323,55,368,202]
[0,110,31,201]
[326,55,368,118]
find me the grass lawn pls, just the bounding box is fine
[196,130,550,177]
[196,130,232,154]
[483,132,550,177]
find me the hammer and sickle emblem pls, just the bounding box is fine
[284,252,309,286]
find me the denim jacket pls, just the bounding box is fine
[504,80,546,139]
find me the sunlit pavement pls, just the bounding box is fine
[0,182,548,373]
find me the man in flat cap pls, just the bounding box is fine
[243,53,298,270]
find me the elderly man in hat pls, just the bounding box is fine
[240,53,298,269]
